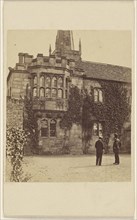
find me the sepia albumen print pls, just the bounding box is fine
[6,30,132,182]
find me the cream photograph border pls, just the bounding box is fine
[1,0,136,218]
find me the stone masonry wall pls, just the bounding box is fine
[7,98,24,129]
[38,119,83,155]
[69,124,83,154]
[8,71,30,99]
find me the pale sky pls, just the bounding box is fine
[7,30,132,70]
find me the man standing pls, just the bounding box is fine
[113,133,121,165]
[95,137,104,166]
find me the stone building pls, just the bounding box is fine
[7,30,131,155]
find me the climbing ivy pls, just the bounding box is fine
[23,81,130,154]
[6,126,29,181]
[82,90,94,153]
[60,85,83,153]
[60,85,83,130]
[60,81,130,153]
[23,95,39,154]
[83,81,130,152]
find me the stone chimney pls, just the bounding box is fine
[37,54,43,65]
[18,53,24,64]
[24,53,33,64]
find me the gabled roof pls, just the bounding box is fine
[76,60,131,83]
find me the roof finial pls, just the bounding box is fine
[79,38,81,55]
[49,44,52,56]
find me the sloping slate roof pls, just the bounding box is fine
[76,60,131,83]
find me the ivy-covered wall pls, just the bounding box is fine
[18,78,131,155]
[7,98,24,129]
[82,78,131,153]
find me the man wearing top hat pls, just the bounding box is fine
[113,133,121,165]
[95,137,104,166]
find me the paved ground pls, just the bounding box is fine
[6,154,131,182]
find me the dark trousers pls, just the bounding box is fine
[114,152,120,164]
[96,153,103,166]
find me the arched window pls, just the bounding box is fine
[94,89,98,102]
[52,89,57,98]
[52,77,57,87]
[99,123,103,137]
[50,119,56,137]
[93,122,103,137]
[94,88,103,103]
[33,87,37,97]
[45,76,51,87]
[41,119,48,137]
[33,76,37,86]
[58,89,63,98]
[58,77,63,87]
[99,90,103,102]
[40,88,45,97]
[40,76,45,87]
[93,122,98,136]
[45,88,51,98]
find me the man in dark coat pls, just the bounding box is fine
[113,133,121,165]
[95,137,104,166]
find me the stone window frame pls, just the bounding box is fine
[33,75,37,86]
[33,87,37,97]
[45,87,51,98]
[93,121,103,137]
[51,88,57,98]
[40,75,45,87]
[39,87,45,98]
[40,118,48,137]
[93,87,103,103]
[32,74,38,97]
[58,76,63,88]
[45,76,51,88]
[38,74,65,99]
[40,118,57,138]
[52,76,57,87]
[50,119,57,137]
[58,88,63,99]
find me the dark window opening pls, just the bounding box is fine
[41,127,48,137]
[50,120,56,137]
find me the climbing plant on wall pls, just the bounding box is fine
[6,126,30,181]
[60,85,83,130]
[60,81,130,153]
[82,89,95,153]
[83,81,130,152]
[60,85,83,153]
[23,95,39,154]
